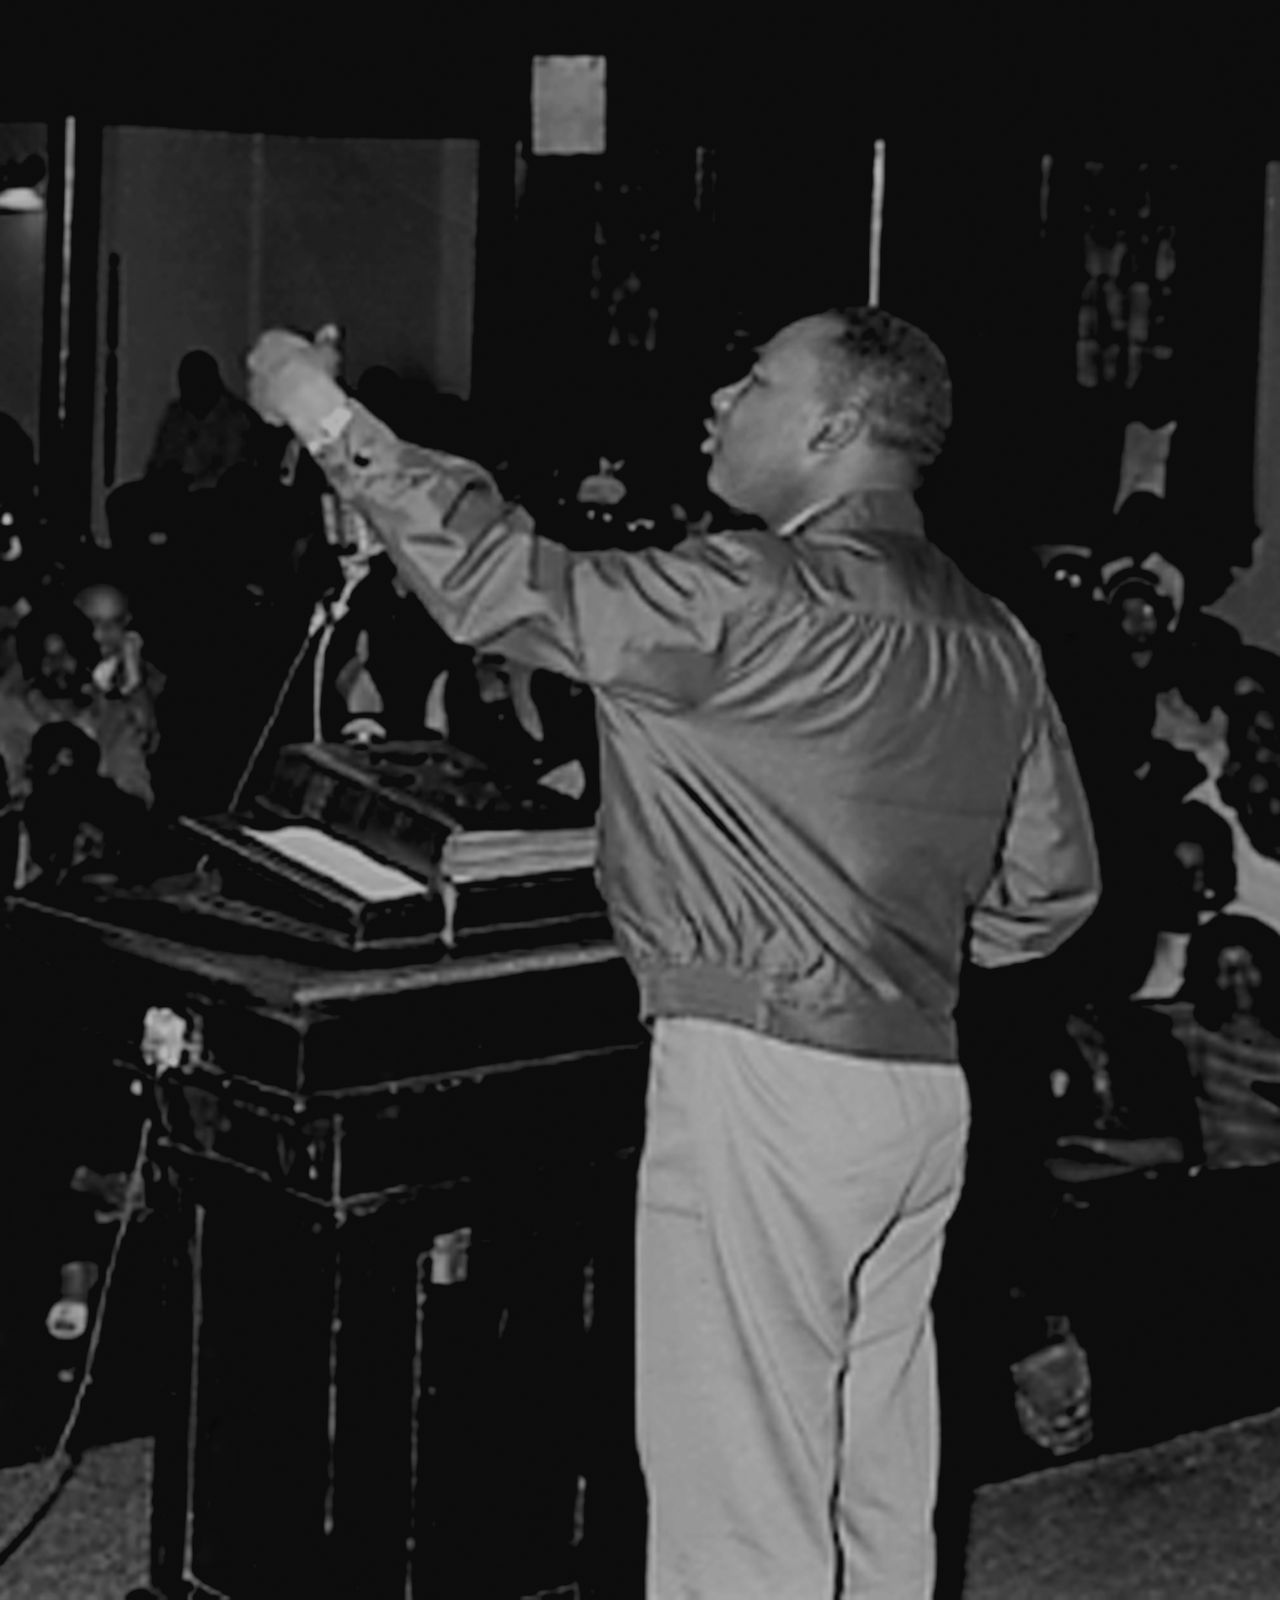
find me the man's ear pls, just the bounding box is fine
[807,397,868,457]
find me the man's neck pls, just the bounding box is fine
[775,479,915,537]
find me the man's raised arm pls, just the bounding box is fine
[247,329,756,696]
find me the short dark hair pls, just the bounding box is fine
[814,308,952,469]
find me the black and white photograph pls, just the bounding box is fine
[1,24,1280,1598]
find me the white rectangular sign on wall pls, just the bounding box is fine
[532,56,606,156]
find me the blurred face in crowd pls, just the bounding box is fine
[1119,594,1160,644]
[1215,942,1263,1016]
[1117,595,1164,672]
[34,629,88,701]
[1239,702,1279,754]
[75,585,130,661]
[1240,766,1280,856]
[705,317,844,528]
[1168,834,1235,930]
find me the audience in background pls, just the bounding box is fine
[0,602,154,807]
[19,722,149,890]
[428,652,599,806]
[321,554,456,744]
[105,350,269,601]
[1136,801,1238,999]
[146,349,263,490]
[1049,995,1202,1181]
[73,578,165,714]
[8,324,1280,1468]
[1174,914,1280,1171]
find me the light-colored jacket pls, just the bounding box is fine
[314,405,1100,1063]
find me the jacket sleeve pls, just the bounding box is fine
[310,404,758,700]
[968,685,1101,968]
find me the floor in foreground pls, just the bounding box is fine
[4,1410,1280,1598]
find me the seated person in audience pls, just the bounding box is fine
[1135,800,1237,1000]
[0,603,100,796]
[1174,913,1280,1170]
[17,722,149,890]
[1097,491,1188,625]
[0,602,155,806]
[105,350,266,567]
[430,651,598,805]
[1049,995,1202,1181]
[73,578,165,712]
[1215,686,1280,855]
[1172,695,1280,945]
[1102,565,1175,683]
[145,349,263,496]
[323,554,455,743]
[1237,762,1280,866]
[1225,688,1280,777]
[1135,724,1215,811]
[1150,615,1242,759]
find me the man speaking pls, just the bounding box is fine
[248,308,1099,1600]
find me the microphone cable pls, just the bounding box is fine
[0,1114,155,1570]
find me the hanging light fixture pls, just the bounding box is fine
[0,153,47,213]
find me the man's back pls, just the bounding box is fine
[596,496,1063,1063]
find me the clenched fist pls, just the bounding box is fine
[247,326,350,449]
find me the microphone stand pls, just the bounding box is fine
[219,493,375,828]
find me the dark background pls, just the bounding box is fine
[4,25,1276,582]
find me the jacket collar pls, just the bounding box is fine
[778,488,925,541]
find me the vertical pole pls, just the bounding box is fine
[57,116,76,430]
[1255,162,1280,537]
[38,116,67,518]
[1039,153,1054,240]
[248,131,265,347]
[103,251,120,491]
[868,138,886,308]
[61,116,102,532]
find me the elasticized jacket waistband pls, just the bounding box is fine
[635,961,960,1066]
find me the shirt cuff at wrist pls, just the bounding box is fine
[308,404,354,454]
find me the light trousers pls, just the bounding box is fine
[637,1017,969,1600]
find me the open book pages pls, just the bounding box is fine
[241,825,430,903]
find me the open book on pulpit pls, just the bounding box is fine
[178,741,605,955]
